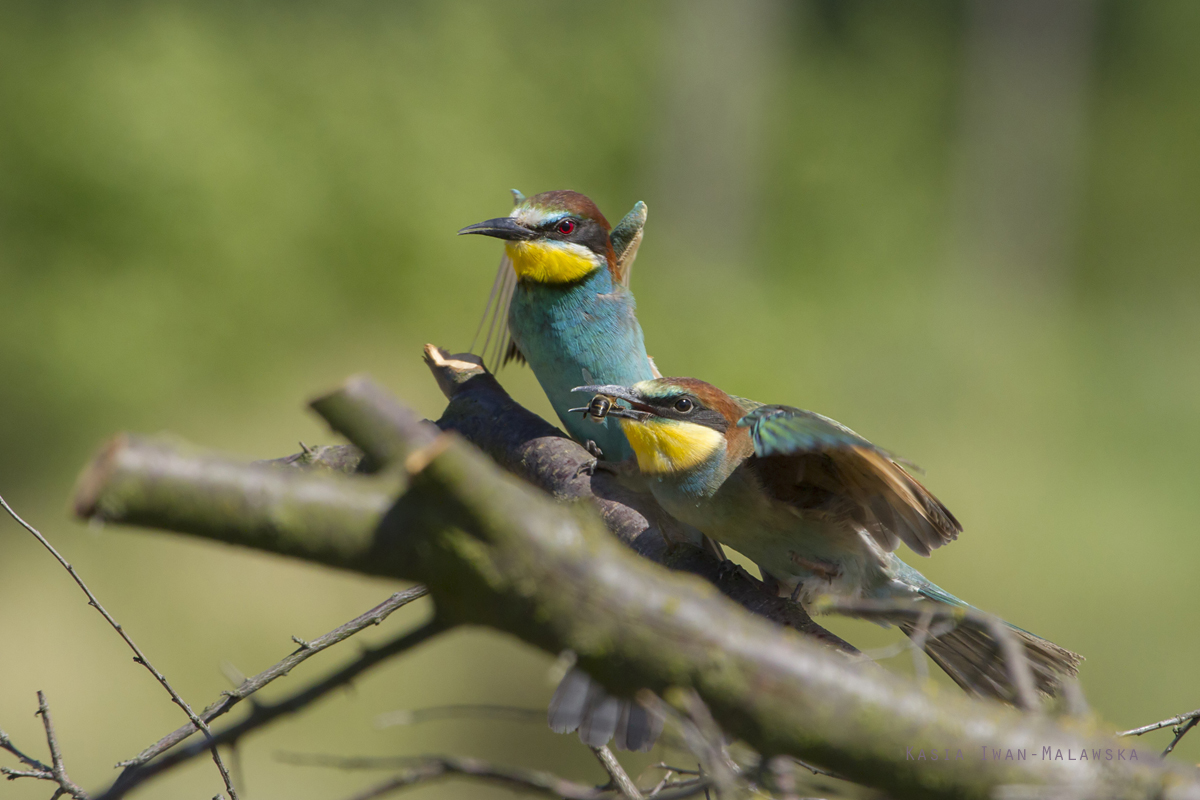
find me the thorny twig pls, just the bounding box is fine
[121,587,427,768]
[334,756,605,800]
[1119,708,1200,758]
[906,605,937,685]
[1118,708,1200,737]
[0,693,89,799]
[279,752,707,800]
[375,703,543,728]
[591,745,643,800]
[982,615,1038,712]
[36,693,89,800]
[333,756,708,800]
[0,494,239,799]
[636,690,738,799]
[0,723,53,781]
[1161,717,1200,757]
[823,597,1042,711]
[97,619,446,800]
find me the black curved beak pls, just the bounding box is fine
[457,217,537,241]
[569,384,655,421]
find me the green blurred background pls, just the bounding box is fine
[2,1,1198,796]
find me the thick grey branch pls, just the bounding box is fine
[421,346,854,650]
[72,373,1200,800]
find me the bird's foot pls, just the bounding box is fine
[573,442,610,478]
[789,583,804,604]
[714,557,743,582]
[574,458,602,478]
[787,552,843,583]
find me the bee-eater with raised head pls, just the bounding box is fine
[572,378,1083,702]
[458,191,666,751]
[458,190,657,462]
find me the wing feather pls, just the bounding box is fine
[610,201,647,288]
[741,405,961,556]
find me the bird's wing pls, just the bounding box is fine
[741,405,961,557]
[610,201,647,288]
[470,252,523,372]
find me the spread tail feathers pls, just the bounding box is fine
[548,669,662,752]
[901,618,1082,704]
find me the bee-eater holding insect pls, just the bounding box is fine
[459,191,666,751]
[458,190,658,462]
[572,379,1083,703]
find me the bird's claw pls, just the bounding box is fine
[573,441,612,478]
[715,558,743,582]
[575,457,619,478]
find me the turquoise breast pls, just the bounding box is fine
[508,269,656,461]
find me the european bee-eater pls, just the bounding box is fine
[573,378,1083,703]
[459,191,664,751]
[458,190,657,462]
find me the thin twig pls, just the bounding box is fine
[0,725,54,779]
[1162,717,1200,757]
[824,597,1051,710]
[591,746,643,800]
[98,618,447,800]
[647,764,702,777]
[376,703,543,728]
[638,691,736,799]
[647,769,675,798]
[35,692,89,800]
[0,694,89,798]
[334,756,710,800]
[982,616,1038,712]
[337,756,605,800]
[907,606,936,685]
[0,494,239,799]
[1118,708,1200,738]
[120,587,427,768]
[1122,708,1200,758]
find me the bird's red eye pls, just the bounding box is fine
[556,219,576,235]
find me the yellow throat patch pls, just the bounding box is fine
[619,418,724,474]
[506,240,601,284]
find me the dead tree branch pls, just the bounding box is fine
[591,745,643,800]
[296,754,710,800]
[334,757,704,800]
[0,693,89,799]
[71,363,1200,800]
[1120,710,1200,758]
[0,494,238,799]
[820,598,1042,710]
[120,587,427,769]
[100,619,445,800]
[34,692,89,800]
[420,346,854,650]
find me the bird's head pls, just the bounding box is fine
[571,378,744,474]
[458,190,615,284]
